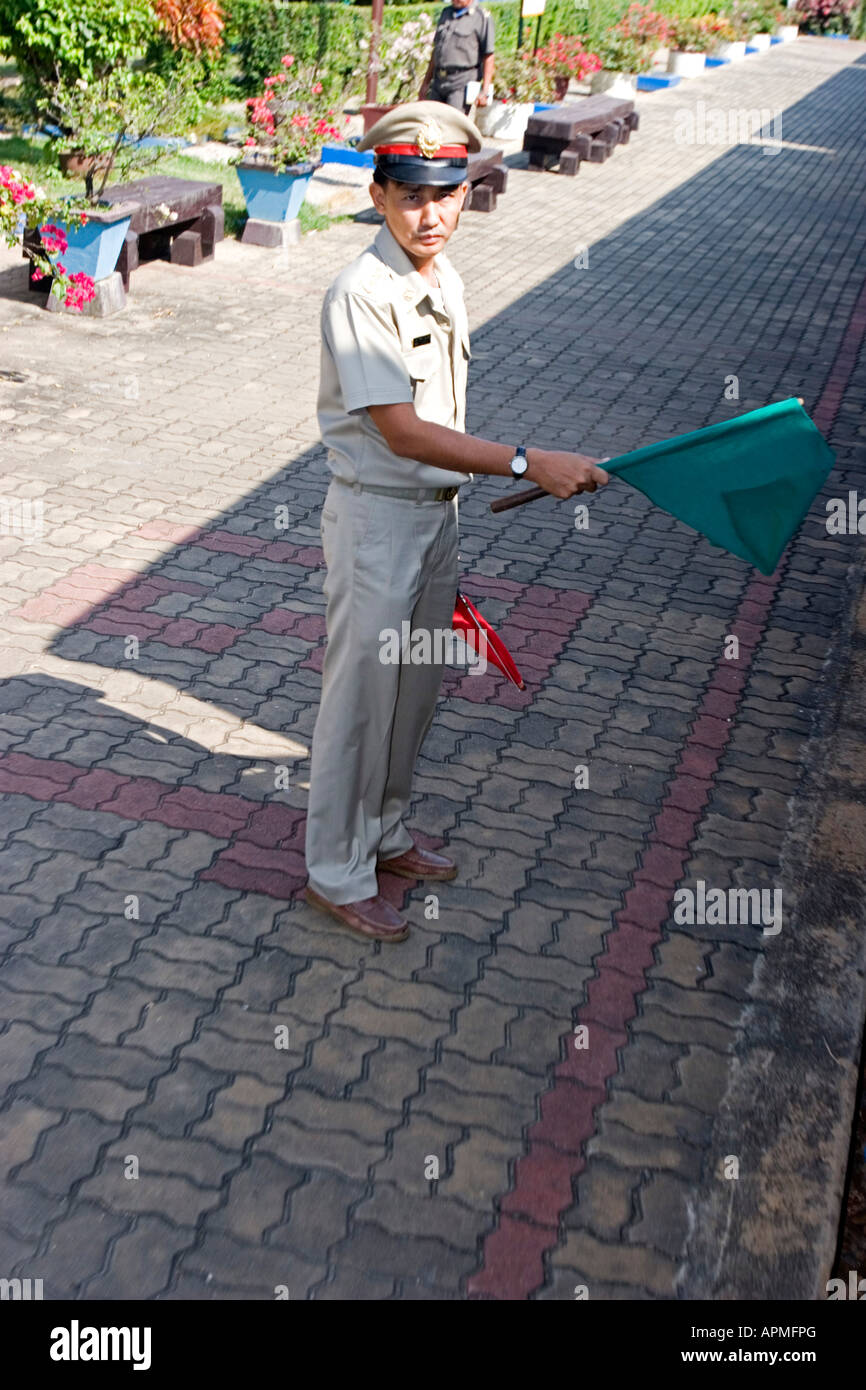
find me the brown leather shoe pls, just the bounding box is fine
[377,845,458,882]
[304,887,409,942]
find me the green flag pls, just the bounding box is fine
[604,397,835,575]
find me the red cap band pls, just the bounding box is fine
[375,143,468,156]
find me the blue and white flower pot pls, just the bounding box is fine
[236,160,318,224]
[51,210,132,282]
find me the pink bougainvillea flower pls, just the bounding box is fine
[281,54,294,66]
[63,269,96,313]
[311,81,323,94]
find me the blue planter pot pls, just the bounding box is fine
[637,73,682,89]
[51,212,131,282]
[236,161,318,223]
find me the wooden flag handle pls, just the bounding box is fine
[490,486,547,514]
[490,456,611,514]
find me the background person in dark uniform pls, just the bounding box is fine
[419,0,495,114]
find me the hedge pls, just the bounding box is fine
[223,0,719,91]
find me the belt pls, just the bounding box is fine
[333,476,460,502]
[437,66,475,78]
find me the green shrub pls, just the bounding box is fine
[221,0,751,93]
[0,0,158,103]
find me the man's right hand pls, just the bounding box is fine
[526,449,609,499]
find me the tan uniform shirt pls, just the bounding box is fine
[318,222,471,490]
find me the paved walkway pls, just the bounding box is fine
[1,38,865,1300]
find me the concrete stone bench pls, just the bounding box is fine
[464,147,508,212]
[99,175,225,289]
[523,97,640,176]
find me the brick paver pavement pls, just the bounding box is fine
[1,38,865,1300]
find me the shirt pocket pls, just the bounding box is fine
[403,344,439,387]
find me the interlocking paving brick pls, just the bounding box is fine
[84,1212,194,1299]
[626,1170,692,1260]
[180,1228,327,1297]
[587,1117,704,1181]
[328,1220,474,1290]
[313,1266,397,1300]
[36,1199,130,1298]
[266,1169,364,1260]
[134,1059,232,1138]
[547,1228,679,1297]
[562,1157,640,1241]
[11,1110,118,1196]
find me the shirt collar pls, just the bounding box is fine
[373,221,446,313]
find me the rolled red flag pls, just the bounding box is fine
[452,590,525,691]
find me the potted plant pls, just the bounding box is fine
[1,164,95,310]
[476,52,552,140]
[534,33,602,101]
[792,0,857,33]
[667,16,717,75]
[239,55,350,236]
[360,14,435,132]
[776,4,801,38]
[28,67,199,297]
[739,0,781,46]
[591,5,669,95]
[711,11,750,58]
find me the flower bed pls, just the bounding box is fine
[0,164,95,310]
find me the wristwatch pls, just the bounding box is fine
[509,445,530,480]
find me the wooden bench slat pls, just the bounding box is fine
[522,95,638,177]
[99,176,223,236]
[524,97,635,140]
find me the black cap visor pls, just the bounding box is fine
[376,154,468,187]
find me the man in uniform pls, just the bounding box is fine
[419,0,495,113]
[304,102,608,943]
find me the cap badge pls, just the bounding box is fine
[416,117,444,159]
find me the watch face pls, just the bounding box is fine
[511,454,529,476]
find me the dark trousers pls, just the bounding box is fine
[427,83,470,115]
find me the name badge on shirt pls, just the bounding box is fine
[412,333,432,347]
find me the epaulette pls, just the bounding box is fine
[356,258,394,300]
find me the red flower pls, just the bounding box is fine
[63,270,96,313]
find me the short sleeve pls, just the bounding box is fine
[322,291,415,413]
[480,10,494,55]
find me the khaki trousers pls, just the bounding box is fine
[305,479,459,904]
